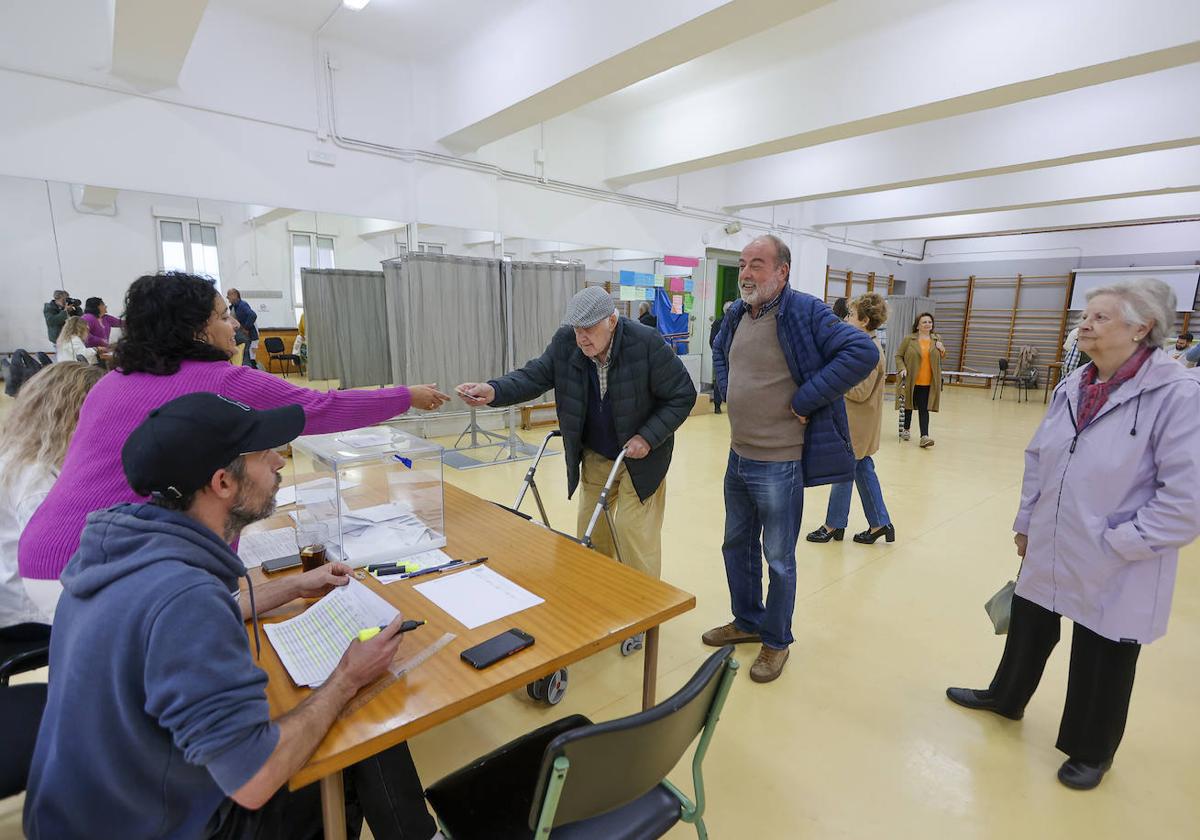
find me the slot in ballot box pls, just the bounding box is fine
[289,427,446,567]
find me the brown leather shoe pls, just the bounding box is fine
[749,645,790,683]
[701,622,761,647]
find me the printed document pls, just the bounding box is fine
[263,578,398,687]
[413,566,543,630]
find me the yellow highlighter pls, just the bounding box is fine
[357,619,425,642]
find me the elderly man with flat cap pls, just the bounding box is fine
[458,286,696,582]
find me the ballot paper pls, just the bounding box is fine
[291,476,362,505]
[413,566,543,630]
[236,527,296,568]
[263,578,399,688]
[342,501,414,524]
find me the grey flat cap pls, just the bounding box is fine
[562,286,617,328]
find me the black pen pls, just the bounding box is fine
[400,556,488,581]
[366,562,404,573]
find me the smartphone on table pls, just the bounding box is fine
[460,629,535,669]
[261,554,302,574]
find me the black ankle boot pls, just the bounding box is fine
[806,526,844,543]
[853,524,896,544]
[1057,758,1112,790]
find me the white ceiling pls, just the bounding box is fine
[229,0,531,59]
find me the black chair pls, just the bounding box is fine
[0,683,49,799]
[425,646,739,840]
[4,349,43,397]
[35,351,53,368]
[263,336,302,377]
[993,358,1029,402]
[0,624,52,687]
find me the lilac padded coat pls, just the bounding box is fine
[1013,350,1200,644]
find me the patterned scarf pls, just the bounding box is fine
[1076,346,1152,430]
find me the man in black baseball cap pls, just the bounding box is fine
[25,393,437,840]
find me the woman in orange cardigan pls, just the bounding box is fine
[895,312,945,447]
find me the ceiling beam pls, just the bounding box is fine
[111,0,209,86]
[721,64,1200,209]
[603,0,1200,184]
[807,147,1200,228]
[434,0,827,153]
[841,192,1200,242]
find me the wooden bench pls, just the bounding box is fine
[941,370,996,389]
[520,401,557,430]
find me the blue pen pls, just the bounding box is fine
[393,455,413,468]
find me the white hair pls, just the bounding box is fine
[1085,277,1176,348]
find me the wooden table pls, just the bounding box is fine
[246,483,696,840]
[1044,362,1064,404]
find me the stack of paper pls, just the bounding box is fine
[263,578,398,687]
[237,527,296,568]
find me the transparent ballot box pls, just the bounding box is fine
[288,427,446,567]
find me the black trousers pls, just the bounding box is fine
[903,385,931,436]
[206,742,435,840]
[989,595,1140,764]
[712,382,723,411]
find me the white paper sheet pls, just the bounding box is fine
[413,567,543,630]
[237,527,296,568]
[274,486,297,507]
[293,476,362,505]
[337,428,393,448]
[342,501,414,524]
[263,578,398,687]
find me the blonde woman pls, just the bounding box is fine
[895,312,945,447]
[808,293,895,544]
[55,316,98,366]
[0,362,105,625]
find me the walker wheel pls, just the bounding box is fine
[526,668,568,705]
[620,633,645,656]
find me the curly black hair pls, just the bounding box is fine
[113,272,232,375]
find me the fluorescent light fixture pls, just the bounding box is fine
[342,0,371,9]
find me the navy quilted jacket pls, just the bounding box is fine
[489,317,697,501]
[713,285,879,486]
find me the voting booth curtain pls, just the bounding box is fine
[301,268,392,388]
[304,255,586,392]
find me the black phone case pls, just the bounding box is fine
[262,555,301,573]
[461,629,534,669]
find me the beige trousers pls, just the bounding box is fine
[575,449,666,579]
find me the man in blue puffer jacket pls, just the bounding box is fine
[702,235,878,683]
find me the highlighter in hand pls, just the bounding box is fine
[357,619,425,642]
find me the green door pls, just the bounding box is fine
[715,265,739,318]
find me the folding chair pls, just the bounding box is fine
[425,645,740,840]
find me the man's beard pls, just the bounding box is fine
[223,476,280,542]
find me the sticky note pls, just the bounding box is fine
[619,270,635,286]
[653,275,665,287]
[684,279,695,292]
[619,286,639,301]
[669,277,684,292]
[644,288,655,301]
[684,292,694,310]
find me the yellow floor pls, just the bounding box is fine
[3,380,1198,838]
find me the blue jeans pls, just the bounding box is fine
[722,451,804,650]
[825,456,891,530]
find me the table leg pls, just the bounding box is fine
[320,772,347,840]
[642,626,660,710]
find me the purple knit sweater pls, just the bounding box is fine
[19,360,411,580]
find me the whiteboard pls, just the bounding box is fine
[1070,266,1200,312]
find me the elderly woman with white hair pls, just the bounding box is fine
[947,277,1200,791]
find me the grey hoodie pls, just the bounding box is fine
[24,503,279,840]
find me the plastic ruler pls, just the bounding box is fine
[339,631,456,719]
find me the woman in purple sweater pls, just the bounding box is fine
[20,272,449,593]
[81,297,124,348]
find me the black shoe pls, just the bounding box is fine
[806,526,844,543]
[1057,758,1112,790]
[714,406,722,414]
[853,524,896,544]
[945,687,1023,720]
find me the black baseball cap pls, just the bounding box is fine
[122,393,305,500]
